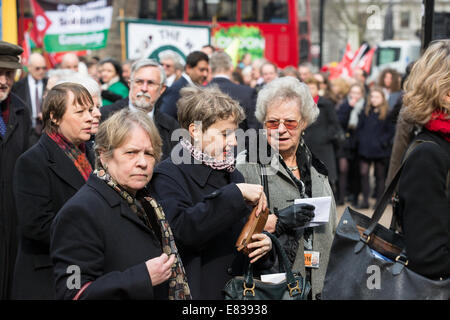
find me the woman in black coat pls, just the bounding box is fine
[355,87,395,208]
[12,83,95,299]
[335,83,365,205]
[149,86,273,300]
[396,40,449,280]
[50,109,190,300]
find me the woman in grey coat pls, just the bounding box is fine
[236,77,337,300]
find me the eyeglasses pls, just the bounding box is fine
[131,78,161,88]
[162,63,174,68]
[265,119,301,130]
[34,66,47,71]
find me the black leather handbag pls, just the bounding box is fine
[223,232,311,300]
[322,141,450,300]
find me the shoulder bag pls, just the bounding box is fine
[321,140,450,300]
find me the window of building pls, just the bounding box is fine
[139,1,184,20]
[241,0,288,23]
[400,11,410,28]
[163,0,184,20]
[139,0,157,19]
[189,0,236,22]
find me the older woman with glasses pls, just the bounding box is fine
[236,77,337,300]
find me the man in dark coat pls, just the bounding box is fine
[159,51,209,119]
[100,59,179,160]
[0,41,31,299]
[208,51,260,131]
[12,52,48,146]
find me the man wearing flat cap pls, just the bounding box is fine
[0,41,31,300]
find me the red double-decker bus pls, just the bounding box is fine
[138,0,311,68]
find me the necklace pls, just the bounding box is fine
[287,165,298,172]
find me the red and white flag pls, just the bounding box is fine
[358,47,376,74]
[329,43,354,80]
[30,0,52,48]
[20,31,32,66]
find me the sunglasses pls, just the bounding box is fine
[265,119,301,130]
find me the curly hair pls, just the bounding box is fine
[401,40,450,125]
[378,68,401,92]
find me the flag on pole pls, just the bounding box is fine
[329,43,354,80]
[358,47,376,74]
[350,43,369,72]
[20,31,32,66]
[30,0,52,47]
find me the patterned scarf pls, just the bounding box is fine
[425,110,450,142]
[47,132,92,181]
[180,138,236,172]
[93,167,192,300]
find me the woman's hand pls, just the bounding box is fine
[246,233,272,264]
[145,253,175,286]
[264,214,278,233]
[236,183,267,217]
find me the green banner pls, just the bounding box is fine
[214,26,265,61]
[43,30,109,52]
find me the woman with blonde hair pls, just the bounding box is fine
[355,86,395,208]
[395,40,449,280]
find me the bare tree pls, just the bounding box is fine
[327,0,383,46]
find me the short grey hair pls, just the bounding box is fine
[47,69,76,82]
[209,51,232,74]
[255,77,319,126]
[130,59,166,86]
[159,50,185,71]
[58,74,101,104]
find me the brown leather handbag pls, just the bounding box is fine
[235,206,269,255]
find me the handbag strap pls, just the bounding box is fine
[355,140,434,253]
[259,164,271,209]
[244,232,300,293]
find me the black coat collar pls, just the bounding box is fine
[40,133,86,191]
[86,174,158,236]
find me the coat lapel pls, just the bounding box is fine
[42,134,86,191]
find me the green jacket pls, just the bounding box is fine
[102,81,129,106]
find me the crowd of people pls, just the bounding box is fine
[0,38,448,300]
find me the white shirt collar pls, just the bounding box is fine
[213,74,230,80]
[182,72,195,85]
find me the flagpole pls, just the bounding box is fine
[119,8,126,62]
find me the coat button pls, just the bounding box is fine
[227,267,233,275]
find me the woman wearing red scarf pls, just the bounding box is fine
[12,83,95,299]
[397,39,450,281]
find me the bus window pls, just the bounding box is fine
[241,0,288,23]
[163,0,184,20]
[189,0,236,22]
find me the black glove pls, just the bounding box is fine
[274,203,315,235]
